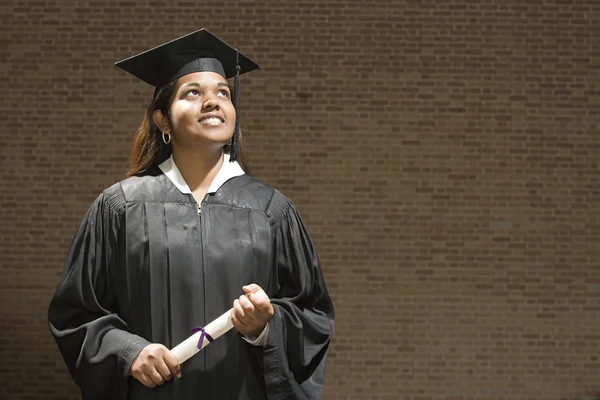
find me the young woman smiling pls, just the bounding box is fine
[48,29,334,400]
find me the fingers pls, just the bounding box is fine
[242,283,262,294]
[244,285,274,318]
[130,344,180,388]
[232,299,250,332]
[148,368,165,385]
[234,297,261,323]
[242,284,268,309]
[154,359,172,381]
[139,373,157,389]
[246,291,269,314]
[231,307,248,335]
[142,359,168,386]
[238,295,258,321]
[163,350,182,379]
[232,285,275,337]
[233,298,247,321]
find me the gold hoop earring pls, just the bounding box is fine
[162,132,171,144]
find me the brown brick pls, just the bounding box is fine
[2,0,600,399]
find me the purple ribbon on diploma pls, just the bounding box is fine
[191,326,214,350]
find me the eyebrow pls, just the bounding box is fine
[181,81,230,90]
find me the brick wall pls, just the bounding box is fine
[1,0,599,399]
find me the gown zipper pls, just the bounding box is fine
[197,198,205,373]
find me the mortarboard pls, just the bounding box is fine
[114,28,259,87]
[114,28,260,161]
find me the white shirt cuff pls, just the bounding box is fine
[242,322,269,347]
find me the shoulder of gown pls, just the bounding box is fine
[206,175,294,224]
[101,181,127,215]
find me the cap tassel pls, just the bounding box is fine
[230,49,241,162]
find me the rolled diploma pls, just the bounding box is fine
[170,308,234,364]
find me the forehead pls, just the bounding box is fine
[176,71,228,88]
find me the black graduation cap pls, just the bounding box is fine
[114,28,259,87]
[114,28,260,161]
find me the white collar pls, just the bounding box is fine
[158,153,245,195]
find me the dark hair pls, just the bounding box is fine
[126,79,249,177]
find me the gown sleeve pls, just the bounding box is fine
[48,187,150,400]
[263,195,335,400]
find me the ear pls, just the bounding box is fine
[152,109,169,133]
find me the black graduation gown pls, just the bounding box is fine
[48,171,335,400]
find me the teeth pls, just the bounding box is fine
[200,117,222,125]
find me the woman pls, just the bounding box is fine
[48,29,334,400]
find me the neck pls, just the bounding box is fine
[171,145,224,193]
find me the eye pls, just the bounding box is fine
[186,89,200,97]
[217,89,230,98]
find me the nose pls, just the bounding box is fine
[202,96,220,112]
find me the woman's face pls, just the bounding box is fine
[167,71,235,148]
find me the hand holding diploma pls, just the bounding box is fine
[232,283,275,338]
[129,343,182,389]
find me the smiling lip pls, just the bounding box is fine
[198,114,225,123]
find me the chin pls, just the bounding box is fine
[192,130,233,143]
[199,135,233,148]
